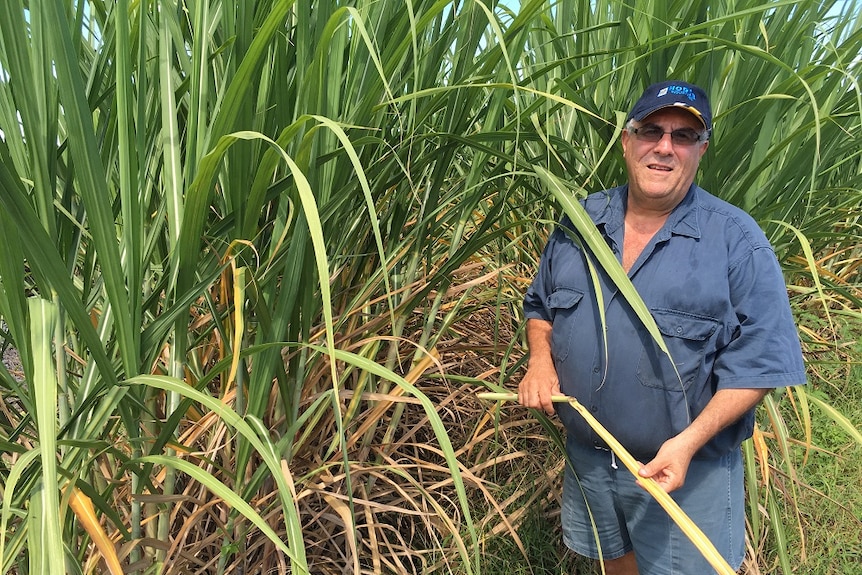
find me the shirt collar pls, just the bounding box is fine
[590,185,626,235]
[664,184,702,239]
[590,184,702,240]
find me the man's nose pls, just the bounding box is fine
[654,132,675,153]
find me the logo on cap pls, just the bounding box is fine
[658,85,697,101]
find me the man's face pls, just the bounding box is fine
[621,107,709,211]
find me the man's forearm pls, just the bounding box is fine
[676,388,770,456]
[639,387,770,492]
[526,318,553,367]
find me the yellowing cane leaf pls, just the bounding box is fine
[66,487,124,575]
[752,424,770,490]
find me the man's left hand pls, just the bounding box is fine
[637,435,698,493]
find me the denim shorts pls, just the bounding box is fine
[561,436,746,575]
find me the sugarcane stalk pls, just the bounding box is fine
[478,392,736,575]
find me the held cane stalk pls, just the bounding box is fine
[478,392,736,575]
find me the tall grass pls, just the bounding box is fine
[0,0,859,573]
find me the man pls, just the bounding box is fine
[519,81,806,575]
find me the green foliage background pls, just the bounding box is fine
[0,0,860,573]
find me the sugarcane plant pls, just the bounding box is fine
[0,0,860,574]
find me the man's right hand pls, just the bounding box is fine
[518,360,560,415]
[518,319,559,415]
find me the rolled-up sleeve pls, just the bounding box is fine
[712,246,807,390]
[523,227,563,322]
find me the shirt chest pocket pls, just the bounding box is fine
[637,308,719,391]
[547,288,585,364]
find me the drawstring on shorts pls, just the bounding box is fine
[594,444,619,469]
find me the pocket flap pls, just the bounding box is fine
[652,308,718,341]
[547,288,584,310]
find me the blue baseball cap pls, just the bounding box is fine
[627,80,712,131]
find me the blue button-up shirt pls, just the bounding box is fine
[524,184,806,460]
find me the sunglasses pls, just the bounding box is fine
[628,124,708,146]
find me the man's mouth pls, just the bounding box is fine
[648,164,673,172]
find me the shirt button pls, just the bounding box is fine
[676,326,683,334]
[591,405,598,412]
[593,367,600,374]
